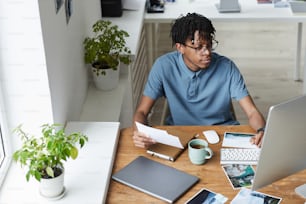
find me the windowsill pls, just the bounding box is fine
[0,2,146,202]
[80,74,128,122]
[0,122,120,204]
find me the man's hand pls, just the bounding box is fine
[133,130,156,149]
[250,131,264,147]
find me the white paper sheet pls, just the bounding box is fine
[135,122,184,149]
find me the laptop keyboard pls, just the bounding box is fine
[220,148,261,165]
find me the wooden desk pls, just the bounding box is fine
[107,125,306,203]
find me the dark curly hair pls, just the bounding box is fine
[170,13,216,46]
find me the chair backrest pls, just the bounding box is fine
[160,99,170,125]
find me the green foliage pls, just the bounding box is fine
[83,20,132,76]
[13,124,88,182]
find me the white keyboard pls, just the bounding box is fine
[220,148,261,165]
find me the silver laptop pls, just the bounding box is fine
[112,156,199,203]
[215,0,241,13]
[252,95,306,192]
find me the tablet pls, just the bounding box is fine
[185,188,228,204]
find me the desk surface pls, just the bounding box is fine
[107,125,306,203]
[145,0,306,23]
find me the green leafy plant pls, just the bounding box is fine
[13,123,88,182]
[83,20,132,76]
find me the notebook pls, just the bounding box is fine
[112,156,199,203]
[146,129,195,161]
[215,0,241,13]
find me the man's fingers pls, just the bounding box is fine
[250,133,264,147]
[133,131,156,148]
[250,136,256,144]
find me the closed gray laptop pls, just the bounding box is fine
[112,156,199,203]
[216,0,241,13]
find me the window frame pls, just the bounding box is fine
[0,85,12,187]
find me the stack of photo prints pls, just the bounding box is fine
[222,132,282,203]
[186,132,282,204]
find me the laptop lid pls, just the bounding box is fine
[252,95,306,190]
[112,156,199,203]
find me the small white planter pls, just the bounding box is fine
[39,169,65,199]
[91,65,120,91]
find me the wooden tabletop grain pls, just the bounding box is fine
[106,125,306,204]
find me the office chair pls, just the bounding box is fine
[160,98,170,125]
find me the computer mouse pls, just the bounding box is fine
[203,130,220,144]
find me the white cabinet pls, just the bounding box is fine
[130,25,149,111]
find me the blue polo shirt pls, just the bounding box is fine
[144,51,249,125]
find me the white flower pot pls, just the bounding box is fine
[91,65,120,91]
[39,169,65,199]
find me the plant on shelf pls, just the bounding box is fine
[13,123,88,198]
[83,20,132,91]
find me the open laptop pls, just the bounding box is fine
[215,0,241,13]
[252,95,306,196]
[112,156,199,203]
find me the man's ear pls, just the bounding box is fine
[176,43,184,54]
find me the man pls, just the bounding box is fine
[133,13,265,148]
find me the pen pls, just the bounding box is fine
[147,150,173,161]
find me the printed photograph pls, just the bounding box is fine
[186,188,228,204]
[222,164,255,189]
[65,0,73,24]
[222,132,256,148]
[54,0,64,13]
[231,188,282,204]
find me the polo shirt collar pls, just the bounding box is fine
[178,53,205,78]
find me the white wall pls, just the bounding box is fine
[38,0,101,124]
[0,0,101,136]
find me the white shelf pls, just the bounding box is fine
[80,74,128,122]
[103,1,146,58]
[80,1,147,128]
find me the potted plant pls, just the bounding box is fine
[13,123,88,199]
[83,20,132,91]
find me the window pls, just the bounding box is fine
[0,85,11,187]
[0,127,5,166]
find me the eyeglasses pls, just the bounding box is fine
[183,39,219,53]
